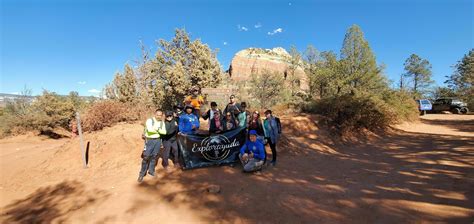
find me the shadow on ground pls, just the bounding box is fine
[0,181,110,223]
[128,115,474,223]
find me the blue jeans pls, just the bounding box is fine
[139,138,161,176]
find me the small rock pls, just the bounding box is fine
[207,185,221,194]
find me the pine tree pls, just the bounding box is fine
[403,54,434,96]
[445,49,473,97]
[340,24,386,94]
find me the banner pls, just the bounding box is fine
[177,127,247,169]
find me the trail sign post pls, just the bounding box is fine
[76,112,88,168]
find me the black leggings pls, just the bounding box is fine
[265,137,277,163]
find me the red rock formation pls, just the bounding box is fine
[228,47,309,91]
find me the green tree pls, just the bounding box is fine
[403,54,434,97]
[105,64,139,103]
[445,49,473,97]
[286,46,303,98]
[340,24,386,94]
[249,71,285,109]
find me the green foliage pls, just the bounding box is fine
[249,71,285,109]
[0,90,93,137]
[105,28,223,110]
[340,25,387,95]
[445,49,473,109]
[403,54,434,97]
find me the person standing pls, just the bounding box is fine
[184,87,204,119]
[263,110,280,166]
[239,130,266,172]
[223,95,241,121]
[138,109,167,182]
[237,102,250,128]
[179,105,200,135]
[202,101,220,129]
[162,111,180,171]
[209,109,224,134]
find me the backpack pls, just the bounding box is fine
[274,117,282,134]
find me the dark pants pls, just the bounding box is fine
[162,139,179,167]
[139,138,161,176]
[265,137,277,163]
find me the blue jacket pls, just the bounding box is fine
[240,140,266,160]
[263,116,280,144]
[179,113,200,134]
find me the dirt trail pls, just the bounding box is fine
[0,114,473,223]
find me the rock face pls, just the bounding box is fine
[228,47,309,91]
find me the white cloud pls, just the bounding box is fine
[11,92,19,95]
[223,41,228,45]
[254,23,262,29]
[88,89,101,94]
[267,28,283,36]
[237,24,248,32]
[78,81,86,85]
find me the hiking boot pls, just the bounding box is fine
[148,172,156,177]
[137,175,144,183]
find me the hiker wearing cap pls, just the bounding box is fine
[178,105,200,135]
[162,111,180,171]
[202,101,220,129]
[263,110,280,166]
[237,102,250,128]
[209,109,224,134]
[239,130,265,172]
[138,109,167,182]
[184,87,204,118]
[223,95,241,120]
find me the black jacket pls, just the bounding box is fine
[162,119,178,141]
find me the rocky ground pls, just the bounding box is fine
[0,114,473,223]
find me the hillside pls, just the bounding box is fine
[1,114,473,223]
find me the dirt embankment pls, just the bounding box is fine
[0,114,473,223]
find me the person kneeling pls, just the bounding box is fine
[239,130,265,172]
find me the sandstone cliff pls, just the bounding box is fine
[228,47,309,91]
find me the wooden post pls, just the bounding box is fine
[76,112,87,168]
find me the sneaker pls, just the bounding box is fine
[137,175,144,183]
[271,161,276,166]
[148,171,155,177]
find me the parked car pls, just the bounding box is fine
[431,98,469,114]
[415,99,432,115]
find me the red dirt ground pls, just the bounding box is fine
[0,114,473,223]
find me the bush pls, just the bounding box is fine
[303,91,418,134]
[81,101,144,132]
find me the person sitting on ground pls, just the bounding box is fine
[184,86,204,119]
[202,101,220,129]
[237,102,250,128]
[223,111,237,131]
[239,130,266,172]
[209,109,224,134]
[178,105,200,135]
[138,109,167,183]
[161,111,180,171]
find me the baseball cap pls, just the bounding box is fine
[249,130,257,136]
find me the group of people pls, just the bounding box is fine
[137,87,281,182]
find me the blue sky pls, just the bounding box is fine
[1,0,473,96]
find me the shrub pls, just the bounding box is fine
[303,91,418,134]
[81,101,144,132]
